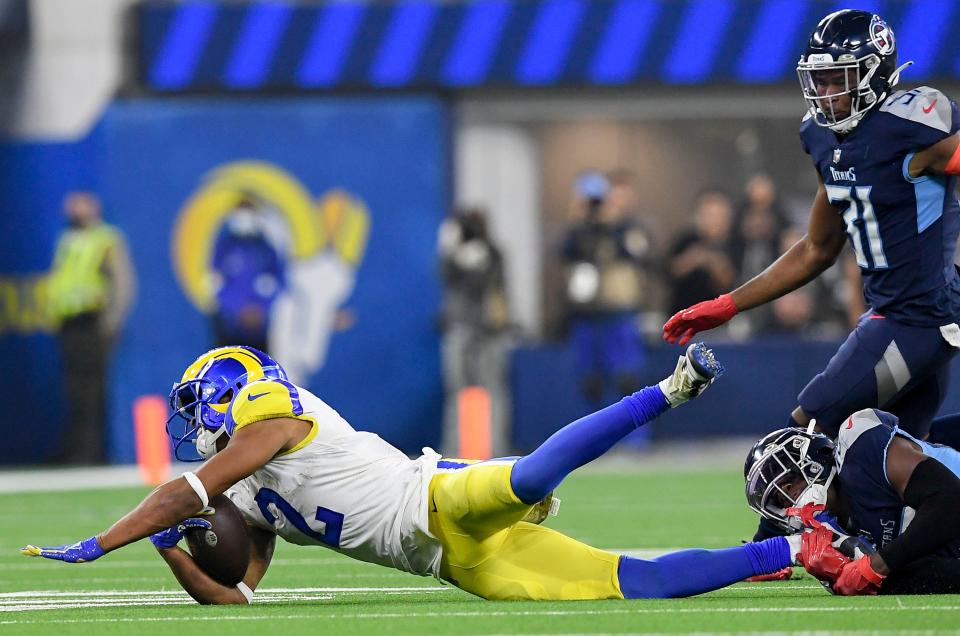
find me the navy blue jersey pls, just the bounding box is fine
[800,86,960,326]
[835,408,960,559]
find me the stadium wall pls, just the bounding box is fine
[0,96,450,464]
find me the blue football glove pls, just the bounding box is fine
[149,518,212,550]
[21,536,105,563]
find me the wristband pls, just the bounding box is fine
[182,471,209,508]
[236,581,254,603]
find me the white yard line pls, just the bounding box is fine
[0,586,452,613]
[3,605,960,624]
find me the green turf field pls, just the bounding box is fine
[2,467,959,635]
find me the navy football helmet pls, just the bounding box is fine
[744,427,838,531]
[167,346,287,460]
[797,10,912,133]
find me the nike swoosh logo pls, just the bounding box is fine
[248,392,269,401]
[923,98,938,114]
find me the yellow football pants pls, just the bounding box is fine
[427,462,624,600]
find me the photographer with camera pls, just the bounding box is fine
[561,171,654,422]
[438,206,513,457]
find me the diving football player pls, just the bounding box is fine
[745,409,960,595]
[23,345,797,603]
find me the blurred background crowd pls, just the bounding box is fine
[1,0,957,465]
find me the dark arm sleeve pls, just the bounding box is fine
[878,457,960,573]
[880,555,960,595]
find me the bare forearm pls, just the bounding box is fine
[98,478,203,552]
[730,239,834,312]
[158,546,248,605]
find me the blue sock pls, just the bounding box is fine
[510,386,669,504]
[617,537,792,598]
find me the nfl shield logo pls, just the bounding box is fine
[833,148,842,163]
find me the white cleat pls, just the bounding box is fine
[658,342,724,408]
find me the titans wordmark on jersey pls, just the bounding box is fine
[222,378,444,578]
[800,86,960,326]
[835,408,960,558]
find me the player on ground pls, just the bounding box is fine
[22,345,797,602]
[664,10,960,445]
[745,409,960,595]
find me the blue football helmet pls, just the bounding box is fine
[167,346,287,460]
[797,10,911,133]
[744,427,838,531]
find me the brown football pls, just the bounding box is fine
[183,494,251,587]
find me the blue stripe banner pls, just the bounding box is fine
[223,2,292,88]
[138,0,960,92]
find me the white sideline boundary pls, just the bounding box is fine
[0,441,754,493]
[0,464,195,493]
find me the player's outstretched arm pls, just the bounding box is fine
[730,180,846,311]
[663,179,845,345]
[155,525,276,605]
[908,132,960,178]
[21,417,306,562]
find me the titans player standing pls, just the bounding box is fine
[666,11,960,455]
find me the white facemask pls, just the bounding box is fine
[784,467,837,531]
[196,426,229,459]
[795,480,832,509]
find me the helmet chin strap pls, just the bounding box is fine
[196,426,230,459]
[795,473,835,509]
[788,419,837,522]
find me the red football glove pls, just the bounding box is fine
[785,503,827,530]
[799,525,851,583]
[833,556,886,596]
[743,566,794,582]
[662,294,738,345]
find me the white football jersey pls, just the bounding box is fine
[222,378,442,577]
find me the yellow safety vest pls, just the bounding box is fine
[47,223,120,321]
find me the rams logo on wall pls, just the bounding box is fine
[171,161,370,383]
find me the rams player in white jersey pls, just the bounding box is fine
[23,345,798,602]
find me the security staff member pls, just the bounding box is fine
[48,192,135,464]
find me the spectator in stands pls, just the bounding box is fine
[770,290,816,334]
[561,171,654,411]
[48,191,136,464]
[438,206,512,457]
[761,226,849,338]
[667,188,737,317]
[210,195,285,353]
[731,175,788,334]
